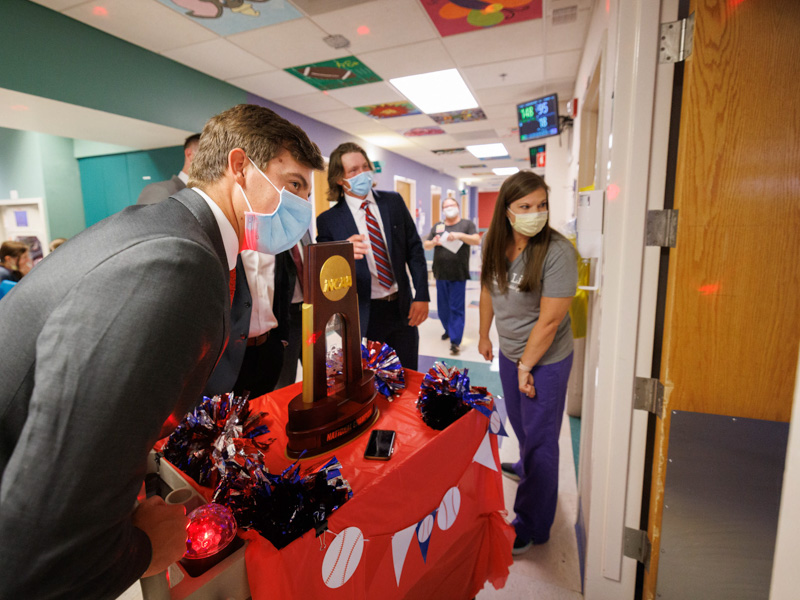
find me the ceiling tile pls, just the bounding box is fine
[474,82,543,107]
[29,0,87,9]
[462,56,545,91]
[326,81,403,107]
[545,50,582,80]
[440,119,496,136]
[308,107,374,126]
[380,114,438,131]
[228,19,341,68]
[357,40,455,80]
[291,0,374,17]
[227,69,318,99]
[442,20,544,68]
[275,92,349,114]
[63,0,216,53]
[546,2,593,53]
[162,39,276,81]
[310,0,438,55]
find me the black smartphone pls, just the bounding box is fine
[364,429,396,461]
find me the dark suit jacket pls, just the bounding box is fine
[0,189,230,599]
[316,190,429,336]
[203,253,252,396]
[136,175,185,205]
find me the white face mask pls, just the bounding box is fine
[507,209,548,238]
[443,206,459,219]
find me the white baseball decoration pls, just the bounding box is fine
[437,487,461,531]
[417,514,435,544]
[322,527,364,589]
[490,411,502,434]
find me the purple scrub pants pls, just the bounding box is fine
[436,279,466,345]
[499,350,573,543]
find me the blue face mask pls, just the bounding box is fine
[345,170,374,197]
[240,157,312,255]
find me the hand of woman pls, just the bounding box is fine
[478,337,493,361]
[518,368,536,398]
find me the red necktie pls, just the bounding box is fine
[289,244,304,292]
[229,269,236,305]
[361,201,393,289]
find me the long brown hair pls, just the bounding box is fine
[480,171,553,294]
[326,142,373,203]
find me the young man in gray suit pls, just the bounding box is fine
[136,133,200,206]
[0,104,323,599]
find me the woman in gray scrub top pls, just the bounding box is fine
[478,171,577,555]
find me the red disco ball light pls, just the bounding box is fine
[184,503,237,559]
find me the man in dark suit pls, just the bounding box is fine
[316,142,429,370]
[0,105,323,599]
[275,232,311,389]
[136,133,200,206]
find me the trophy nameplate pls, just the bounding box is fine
[285,241,376,458]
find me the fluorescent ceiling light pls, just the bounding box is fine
[493,167,520,176]
[390,69,477,114]
[466,143,508,159]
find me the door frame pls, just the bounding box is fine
[578,0,677,597]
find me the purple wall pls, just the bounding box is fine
[247,93,458,237]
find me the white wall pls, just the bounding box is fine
[770,350,800,598]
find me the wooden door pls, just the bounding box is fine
[431,188,441,225]
[313,168,330,217]
[395,180,412,211]
[644,0,800,596]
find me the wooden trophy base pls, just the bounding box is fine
[286,371,378,458]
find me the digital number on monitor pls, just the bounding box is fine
[518,94,559,142]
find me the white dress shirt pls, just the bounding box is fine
[343,190,398,299]
[193,188,276,337]
[178,171,189,185]
[240,250,277,337]
[192,187,237,270]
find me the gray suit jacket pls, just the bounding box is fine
[136,175,185,205]
[0,189,230,599]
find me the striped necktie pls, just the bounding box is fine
[361,200,394,289]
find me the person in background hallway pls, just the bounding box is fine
[0,104,323,599]
[423,194,480,356]
[316,142,429,370]
[49,237,67,252]
[136,133,201,205]
[0,241,32,283]
[478,171,577,555]
[275,232,310,389]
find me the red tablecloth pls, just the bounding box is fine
[179,370,514,599]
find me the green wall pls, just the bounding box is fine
[78,146,184,227]
[0,0,247,134]
[0,127,85,240]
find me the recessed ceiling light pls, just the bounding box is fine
[466,143,508,159]
[493,167,520,176]
[390,69,477,114]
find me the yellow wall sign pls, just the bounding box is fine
[319,255,352,302]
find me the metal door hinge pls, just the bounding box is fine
[646,209,679,247]
[634,377,664,417]
[659,12,695,64]
[624,527,651,569]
